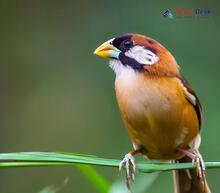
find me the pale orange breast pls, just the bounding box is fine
[115,74,199,160]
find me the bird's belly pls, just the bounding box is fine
[115,76,199,160]
[124,101,193,160]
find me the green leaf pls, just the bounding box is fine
[38,178,69,193]
[0,152,219,173]
[38,185,60,193]
[76,164,110,193]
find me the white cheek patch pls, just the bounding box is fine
[125,45,159,65]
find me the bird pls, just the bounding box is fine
[94,33,211,193]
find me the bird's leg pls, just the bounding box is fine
[177,147,205,179]
[119,149,142,190]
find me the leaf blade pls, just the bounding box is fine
[76,164,110,193]
[0,152,219,172]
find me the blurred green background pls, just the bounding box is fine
[0,0,219,192]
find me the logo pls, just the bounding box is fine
[163,9,174,19]
[175,9,211,15]
[163,8,211,19]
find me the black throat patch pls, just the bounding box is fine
[119,53,144,72]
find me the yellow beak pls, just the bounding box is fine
[94,39,121,59]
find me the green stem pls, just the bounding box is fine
[0,152,219,173]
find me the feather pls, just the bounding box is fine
[177,75,203,130]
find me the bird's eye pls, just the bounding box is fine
[121,39,132,49]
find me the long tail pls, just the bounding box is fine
[173,157,211,193]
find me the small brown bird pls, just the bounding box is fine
[94,33,211,193]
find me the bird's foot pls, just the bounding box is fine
[119,153,136,190]
[178,148,205,179]
[192,149,205,179]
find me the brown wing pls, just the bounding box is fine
[177,75,203,130]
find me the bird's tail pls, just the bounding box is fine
[173,157,211,193]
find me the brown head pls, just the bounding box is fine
[94,33,179,77]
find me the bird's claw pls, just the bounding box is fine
[192,149,206,179]
[119,153,136,190]
[177,147,206,179]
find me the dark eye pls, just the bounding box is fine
[121,39,133,49]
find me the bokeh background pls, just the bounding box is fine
[0,0,220,192]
